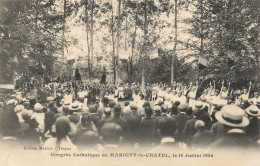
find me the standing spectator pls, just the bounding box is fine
[192,120,213,149]
[43,116,77,151]
[211,105,257,149]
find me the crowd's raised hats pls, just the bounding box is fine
[215,105,249,127]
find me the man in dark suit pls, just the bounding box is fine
[174,104,190,142]
[210,121,227,141]
[210,105,257,149]
[152,113,180,152]
[244,105,260,141]
[192,120,213,149]
[129,102,142,122]
[88,105,101,128]
[139,106,155,146]
[182,107,202,147]
[153,104,177,145]
[100,123,123,151]
[123,106,140,144]
[105,104,129,138]
[98,108,112,130]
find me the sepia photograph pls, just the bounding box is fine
[0,0,259,165]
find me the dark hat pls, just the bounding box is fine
[142,101,150,108]
[178,104,188,112]
[113,104,122,113]
[102,97,109,105]
[89,105,97,113]
[0,110,28,136]
[144,106,152,116]
[109,101,116,108]
[157,100,164,106]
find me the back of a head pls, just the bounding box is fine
[195,120,205,130]
[124,101,130,107]
[144,106,153,116]
[104,107,111,116]
[102,97,109,106]
[55,116,71,139]
[89,105,97,113]
[113,104,121,116]
[142,101,150,108]
[175,101,180,107]
[158,118,177,137]
[0,109,20,136]
[109,101,116,109]
[101,123,122,144]
[79,131,99,147]
[161,104,168,113]
[81,114,91,124]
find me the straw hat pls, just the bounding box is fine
[215,105,249,127]
[245,105,260,116]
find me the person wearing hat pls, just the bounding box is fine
[210,105,257,149]
[15,104,25,123]
[20,109,41,146]
[210,106,228,141]
[68,102,82,124]
[192,120,213,149]
[31,103,45,134]
[244,105,260,141]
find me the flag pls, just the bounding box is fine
[149,48,159,59]
[199,55,208,70]
[119,50,130,60]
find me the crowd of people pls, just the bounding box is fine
[0,80,260,153]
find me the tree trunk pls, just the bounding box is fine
[90,0,94,74]
[142,0,148,87]
[171,0,177,84]
[62,0,66,63]
[111,0,116,84]
[130,5,138,84]
[85,0,91,77]
[116,0,122,85]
